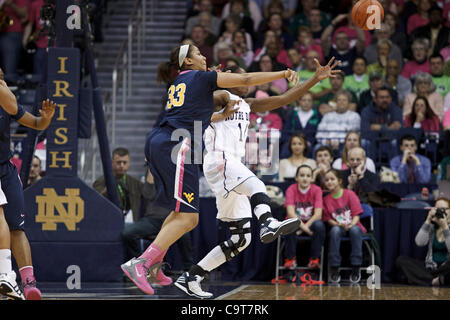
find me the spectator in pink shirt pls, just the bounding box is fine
[322,169,366,284]
[403,72,444,120]
[295,26,324,64]
[282,165,326,272]
[401,38,431,80]
[443,108,450,130]
[407,0,431,35]
[22,0,48,75]
[249,109,283,131]
[404,96,441,133]
[0,0,29,75]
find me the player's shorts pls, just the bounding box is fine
[203,151,255,220]
[145,125,199,213]
[0,161,25,231]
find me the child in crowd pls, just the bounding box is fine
[312,145,334,191]
[322,169,366,284]
[283,165,326,271]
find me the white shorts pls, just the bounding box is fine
[215,191,252,221]
[203,151,255,220]
[0,181,7,206]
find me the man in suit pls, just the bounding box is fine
[341,147,379,204]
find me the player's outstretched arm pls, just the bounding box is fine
[17,99,56,130]
[0,79,20,116]
[216,69,298,88]
[248,57,341,113]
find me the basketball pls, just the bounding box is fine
[352,0,385,30]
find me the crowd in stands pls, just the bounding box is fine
[185,0,450,285]
[0,0,105,79]
[4,0,449,285]
[184,0,450,187]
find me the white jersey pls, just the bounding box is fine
[204,91,250,159]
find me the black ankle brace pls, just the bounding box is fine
[189,264,208,277]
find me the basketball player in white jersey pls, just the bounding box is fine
[175,58,341,298]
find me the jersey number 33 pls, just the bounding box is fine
[166,83,186,109]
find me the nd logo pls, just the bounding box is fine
[35,188,84,231]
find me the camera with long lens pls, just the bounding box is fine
[435,208,448,219]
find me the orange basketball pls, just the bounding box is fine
[352,0,385,30]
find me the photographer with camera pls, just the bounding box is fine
[396,198,450,286]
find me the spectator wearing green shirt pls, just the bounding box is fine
[366,39,392,76]
[430,53,450,99]
[319,70,357,116]
[296,50,331,104]
[343,57,370,103]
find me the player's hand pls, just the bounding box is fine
[209,64,229,72]
[314,57,341,81]
[284,69,299,86]
[222,99,240,118]
[39,99,56,120]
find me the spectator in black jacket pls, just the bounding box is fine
[358,71,399,113]
[341,147,379,205]
[409,5,450,57]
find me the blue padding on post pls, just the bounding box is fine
[29,242,123,282]
[78,88,93,138]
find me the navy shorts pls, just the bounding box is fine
[145,125,200,213]
[0,161,26,231]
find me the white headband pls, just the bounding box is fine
[178,45,190,68]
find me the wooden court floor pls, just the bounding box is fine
[2,281,448,300]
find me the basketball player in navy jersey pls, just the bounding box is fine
[121,44,302,296]
[177,58,341,298]
[0,68,56,300]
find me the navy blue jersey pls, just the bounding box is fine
[159,70,218,134]
[0,104,25,163]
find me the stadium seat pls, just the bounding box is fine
[327,208,376,282]
[274,235,325,283]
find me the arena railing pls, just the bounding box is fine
[80,0,155,183]
[110,0,147,145]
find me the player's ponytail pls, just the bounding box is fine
[157,44,193,84]
[157,60,176,84]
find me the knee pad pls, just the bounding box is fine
[219,219,251,261]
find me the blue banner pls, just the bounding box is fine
[46,48,80,177]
